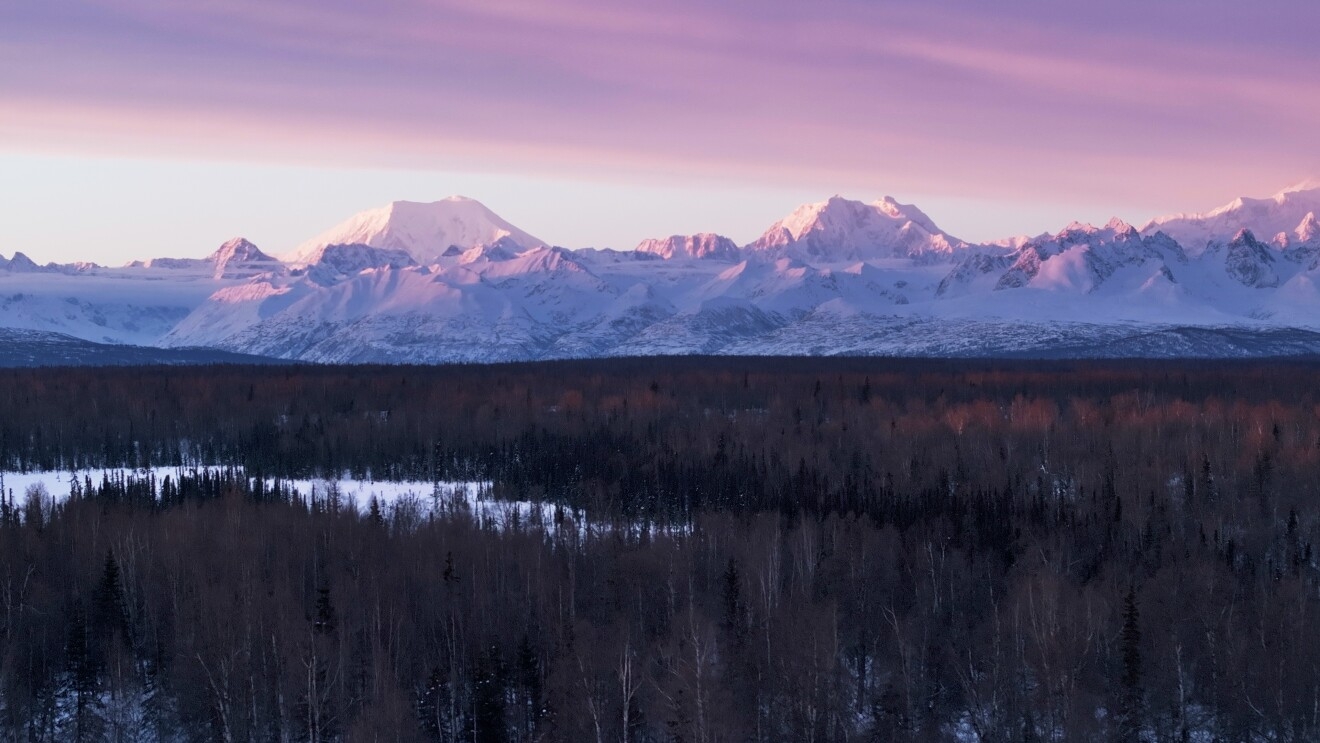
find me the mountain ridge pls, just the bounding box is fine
[8,182,1320,362]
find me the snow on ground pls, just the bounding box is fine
[0,467,591,534]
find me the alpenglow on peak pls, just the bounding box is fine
[286,197,548,267]
[746,195,967,262]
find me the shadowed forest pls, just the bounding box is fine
[2,357,1320,741]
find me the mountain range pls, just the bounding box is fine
[5,183,1320,364]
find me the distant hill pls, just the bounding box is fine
[0,328,291,368]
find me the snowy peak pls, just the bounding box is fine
[287,197,546,266]
[1296,212,1319,243]
[1144,181,1320,255]
[1057,218,1130,240]
[1278,178,1320,196]
[873,195,947,236]
[208,237,271,265]
[940,216,1183,297]
[1220,229,1279,288]
[635,233,739,261]
[5,252,43,273]
[208,238,282,280]
[456,236,525,265]
[747,195,966,263]
[490,245,589,276]
[1104,217,1137,235]
[127,238,283,278]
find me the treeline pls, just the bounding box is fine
[1,358,1320,740]
[3,357,1316,482]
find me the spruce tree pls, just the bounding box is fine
[469,645,507,743]
[64,605,103,742]
[1116,587,1144,743]
[418,667,458,742]
[92,552,129,654]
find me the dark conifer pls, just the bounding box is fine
[1116,587,1144,743]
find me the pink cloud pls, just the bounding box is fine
[3,0,1318,213]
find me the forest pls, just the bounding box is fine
[2,356,1320,741]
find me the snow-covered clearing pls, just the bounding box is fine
[0,467,584,533]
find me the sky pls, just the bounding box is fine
[3,0,1319,264]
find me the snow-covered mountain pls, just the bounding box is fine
[305,243,417,284]
[747,195,967,262]
[128,237,283,279]
[635,233,740,261]
[938,218,1185,297]
[12,184,1320,363]
[0,237,287,346]
[209,238,284,279]
[286,197,547,266]
[0,251,99,275]
[1143,180,1320,254]
[4,252,42,272]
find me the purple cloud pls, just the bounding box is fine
[3,0,1317,211]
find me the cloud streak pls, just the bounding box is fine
[3,0,1318,213]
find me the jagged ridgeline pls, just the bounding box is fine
[2,358,1320,740]
[6,183,1320,363]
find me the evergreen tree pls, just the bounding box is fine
[720,558,747,649]
[469,644,508,743]
[368,495,385,527]
[92,551,130,655]
[313,586,336,636]
[418,667,459,742]
[514,634,542,737]
[64,605,104,742]
[1116,587,1144,743]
